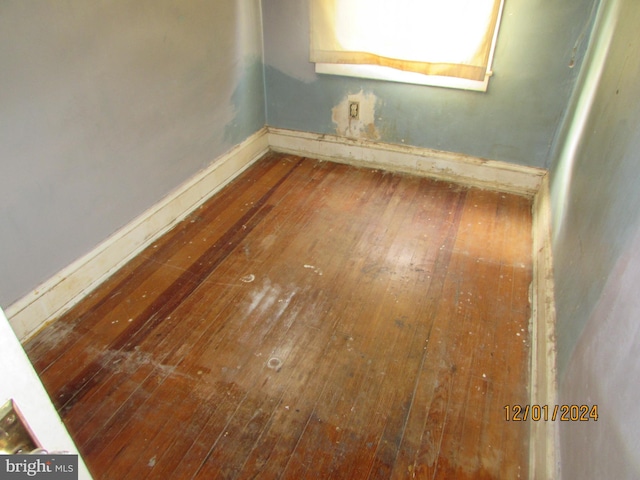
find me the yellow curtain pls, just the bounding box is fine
[310,0,503,82]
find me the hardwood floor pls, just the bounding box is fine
[25,153,533,479]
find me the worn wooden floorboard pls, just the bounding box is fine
[25,152,532,479]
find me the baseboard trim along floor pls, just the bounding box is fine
[268,128,546,197]
[7,128,557,479]
[529,174,560,480]
[6,128,270,341]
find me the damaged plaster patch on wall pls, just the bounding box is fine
[332,90,380,140]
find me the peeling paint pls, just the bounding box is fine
[264,0,597,168]
[331,90,380,140]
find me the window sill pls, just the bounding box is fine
[315,63,491,92]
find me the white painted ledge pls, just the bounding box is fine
[6,128,269,341]
[530,174,560,480]
[268,127,546,196]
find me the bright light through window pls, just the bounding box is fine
[311,0,504,91]
[335,0,496,64]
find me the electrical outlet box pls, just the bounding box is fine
[349,101,359,119]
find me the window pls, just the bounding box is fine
[310,0,505,91]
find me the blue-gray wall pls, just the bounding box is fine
[550,0,640,477]
[262,0,597,168]
[0,0,265,307]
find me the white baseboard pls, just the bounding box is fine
[271,127,560,477]
[6,128,269,341]
[529,173,560,480]
[6,124,558,475]
[268,127,546,196]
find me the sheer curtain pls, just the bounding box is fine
[310,0,503,82]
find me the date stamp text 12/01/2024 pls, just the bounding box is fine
[504,404,598,422]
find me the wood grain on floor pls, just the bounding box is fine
[26,153,532,479]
